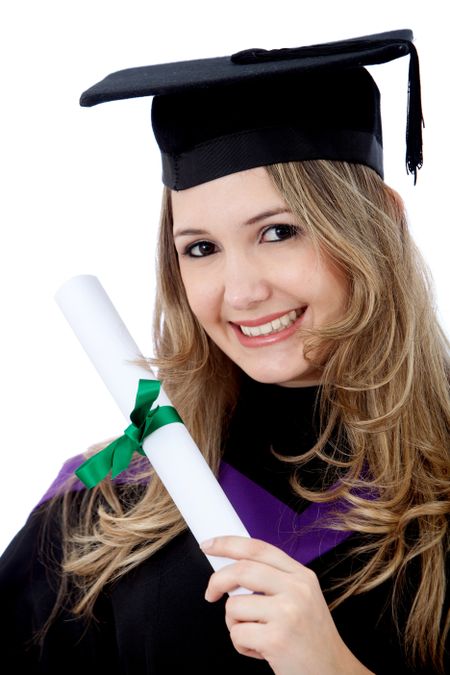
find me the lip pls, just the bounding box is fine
[232,308,304,328]
[229,306,307,348]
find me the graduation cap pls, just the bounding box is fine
[80,29,423,190]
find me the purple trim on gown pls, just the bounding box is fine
[37,455,354,566]
[218,461,353,565]
[36,453,149,506]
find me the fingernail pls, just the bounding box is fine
[200,538,214,551]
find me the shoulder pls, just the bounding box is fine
[0,490,65,668]
[37,448,151,508]
[37,453,88,506]
[0,490,121,672]
[0,453,86,585]
[1,449,151,576]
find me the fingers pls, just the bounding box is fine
[224,591,272,625]
[200,535,301,574]
[202,536,319,603]
[205,558,286,601]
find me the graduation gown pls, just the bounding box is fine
[0,378,447,674]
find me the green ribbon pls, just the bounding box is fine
[75,379,182,489]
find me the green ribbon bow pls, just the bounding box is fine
[75,379,182,489]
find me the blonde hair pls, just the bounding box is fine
[49,161,449,672]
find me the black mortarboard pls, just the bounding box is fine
[80,29,423,190]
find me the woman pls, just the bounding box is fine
[1,30,449,674]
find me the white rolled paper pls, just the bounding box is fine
[55,275,250,588]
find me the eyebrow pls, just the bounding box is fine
[173,207,291,238]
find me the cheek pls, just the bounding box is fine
[320,268,349,318]
[180,269,221,325]
[302,258,348,320]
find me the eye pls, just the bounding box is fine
[261,224,301,242]
[184,240,217,258]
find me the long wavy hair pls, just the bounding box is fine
[47,160,449,672]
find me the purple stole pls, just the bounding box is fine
[38,455,354,566]
[218,461,353,564]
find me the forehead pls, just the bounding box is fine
[171,167,288,229]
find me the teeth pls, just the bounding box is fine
[240,309,303,337]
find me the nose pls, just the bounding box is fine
[223,253,271,310]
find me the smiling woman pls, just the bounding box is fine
[172,167,349,387]
[1,29,449,675]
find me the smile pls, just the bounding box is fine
[237,307,306,337]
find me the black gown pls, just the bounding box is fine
[0,378,447,674]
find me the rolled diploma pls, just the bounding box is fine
[55,274,251,588]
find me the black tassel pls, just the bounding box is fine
[405,43,424,184]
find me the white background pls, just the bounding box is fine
[1,1,448,554]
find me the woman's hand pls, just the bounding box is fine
[201,536,373,675]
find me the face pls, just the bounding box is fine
[172,167,348,387]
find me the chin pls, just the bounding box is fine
[238,363,322,387]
